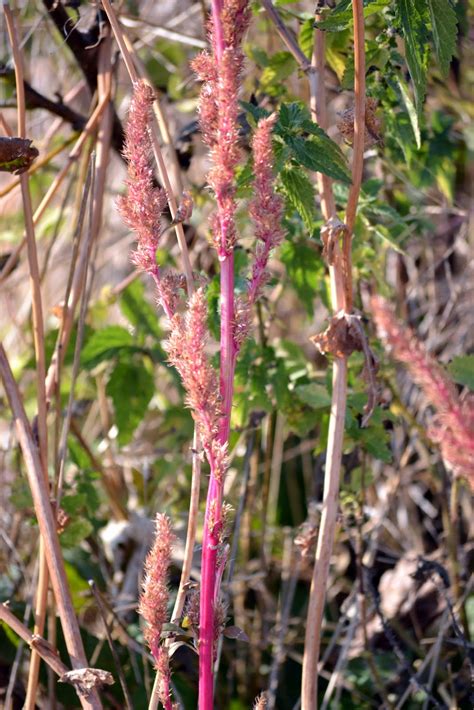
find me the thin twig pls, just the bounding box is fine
[0,96,110,285]
[3,6,50,704]
[88,582,134,710]
[301,3,366,707]
[0,345,102,710]
[0,603,70,679]
[100,0,194,292]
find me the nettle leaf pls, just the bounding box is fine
[286,135,352,184]
[81,326,135,369]
[240,100,270,128]
[276,104,351,183]
[397,0,430,114]
[397,79,421,149]
[447,355,474,390]
[60,518,94,548]
[279,166,317,233]
[106,360,155,445]
[315,0,389,32]
[280,241,322,314]
[260,51,297,94]
[299,17,315,59]
[120,279,162,340]
[427,0,458,76]
[294,383,331,409]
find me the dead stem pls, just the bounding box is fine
[0,345,103,710]
[0,603,70,679]
[301,3,365,708]
[3,6,51,704]
[0,97,109,285]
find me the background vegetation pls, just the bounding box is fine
[0,1,473,708]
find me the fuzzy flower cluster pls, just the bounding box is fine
[139,514,174,709]
[117,81,178,317]
[371,296,474,488]
[247,113,285,305]
[191,1,251,256]
[165,288,228,482]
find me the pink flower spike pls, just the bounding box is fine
[139,513,174,662]
[247,113,285,305]
[117,80,167,276]
[371,296,474,489]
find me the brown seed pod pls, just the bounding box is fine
[336,97,383,148]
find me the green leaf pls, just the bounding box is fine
[119,279,162,339]
[280,241,322,314]
[397,0,430,114]
[427,0,457,76]
[299,17,315,59]
[286,134,352,184]
[447,355,474,390]
[397,79,421,149]
[280,166,316,232]
[106,360,155,445]
[294,383,331,409]
[80,326,135,369]
[61,493,87,516]
[315,0,389,32]
[60,518,94,548]
[260,52,297,94]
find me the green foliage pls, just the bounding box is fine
[106,359,155,445]
[280,240,323,314]
[427,0,458,76]
[447,355,474,390]
[276,102,352,184]
[279,166,317,233]
[81,326,135,369]
[397,0,430,114]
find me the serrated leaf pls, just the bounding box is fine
[294,383,331,409]
[397,79,421,149]
[280,241,322,314]
[315,0,389,32]
[120,279,162,339]
[427,0,457,76]
[106,360,155,445]
[280,166,316,232]
[81,326,135,369]
[61,493,87,515]
[447,355,474,390]
[286,135,352,184]
[299,17,315,59]
[278,102,308,132]
[397,0,430,114]
[60,518,94,548]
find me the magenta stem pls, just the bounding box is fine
[198,4,237,705]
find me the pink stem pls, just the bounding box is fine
[198,4,237,707]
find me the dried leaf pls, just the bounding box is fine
[60,667,114,695]
[310,312,379,426]
[0,136,39,174]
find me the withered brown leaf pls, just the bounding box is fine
[0,136,39,175]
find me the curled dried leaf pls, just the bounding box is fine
[320,216,348,267]
[0,136,39,174]
[310,311,379,426]
[60,668,114,695]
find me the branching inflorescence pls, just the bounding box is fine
[118,2,285,706]
[371,296,474,489]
